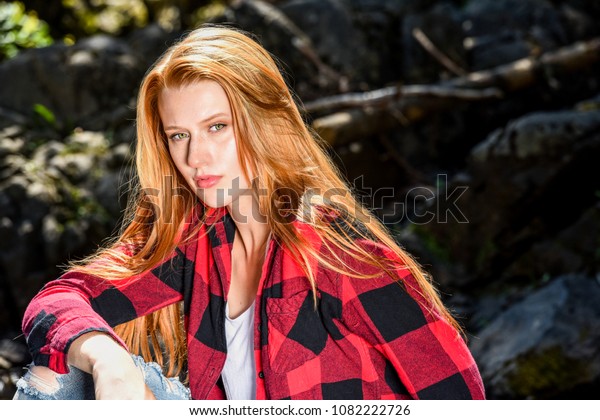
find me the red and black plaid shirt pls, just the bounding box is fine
[23,206,485,399]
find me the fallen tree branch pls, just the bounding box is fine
[447,37,600,91]
[412,27,467,76]
[234,0,346,89]
[309,37,600,145]
[304,85,502,114]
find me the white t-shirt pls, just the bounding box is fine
[221,301,256,400]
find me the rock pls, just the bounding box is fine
[279,0,371,84]
[467,292,515,333]
[50,153,95,183]
[576,93,600,110]
[416,105,600,286]
[555,1,600,42]
[0,129,127,338]
[0,154,26,182]
[470,274,600,398]
[47,131,109,184]
[502,203,600,282]
[67,130,109,153]
[0,337,28,366]
[393,223,469,293]
[342,0,404,85]
[0,36,145,132]
[219,0,369,97]
[471,109,600,162]
[107,143,132,169]
[217,0,322,98]
[462,0,567,71]
[0,335,29,400]
[42,215,62,267]
[126,24,183,71]
[344,0,432,15]
[0,137,24,159]
[94,171,125,217]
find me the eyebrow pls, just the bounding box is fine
[163,112,230,131]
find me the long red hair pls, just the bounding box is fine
[69,25,460,378]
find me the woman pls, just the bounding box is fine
[15,25,484,400]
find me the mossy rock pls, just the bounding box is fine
[506,346,591,399]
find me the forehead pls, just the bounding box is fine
[157,79,232,121]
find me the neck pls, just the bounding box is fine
[227,191,271,257]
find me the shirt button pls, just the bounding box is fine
[258,324,262,332]
[258,371,264,379]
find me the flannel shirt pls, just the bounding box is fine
[22,206,485,399]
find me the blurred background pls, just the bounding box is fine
[0,0,599,400]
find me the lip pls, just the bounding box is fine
[194,175,223,189]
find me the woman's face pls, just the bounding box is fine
[158,80,253,212]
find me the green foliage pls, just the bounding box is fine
[1,1,226,46]
[32,103,57,127]
[0,1,53,60]
[140,0,226,32]
[63,0,148,36]
[189,1,227,27]
[64,183,109,221]
[411,224,452,263]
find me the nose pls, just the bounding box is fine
[186,134,212,168]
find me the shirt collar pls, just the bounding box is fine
[202,205,229,226]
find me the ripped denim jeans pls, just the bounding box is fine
[13,354,190,400]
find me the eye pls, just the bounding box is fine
[169,132,189,141]
[209,123,226,132]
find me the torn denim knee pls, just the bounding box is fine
[14,355,189,400]
[13,365,94,400]
[132,354,190,400]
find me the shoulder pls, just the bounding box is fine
[291,209,413,294]
[292,204,377,252]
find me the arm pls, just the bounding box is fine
[337,241,485,399]
[67,331,155,399]
[22,243,193,376]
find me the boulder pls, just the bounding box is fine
[470,274,600,398]
[279,0,372,85]
[502,203,600,282]
[0,26,177,137]
[462,0,567,71]
[0,35,144,132]
[0,130,127,335]
[0,335,29,400]
[416,106,600,287]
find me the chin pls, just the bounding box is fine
[198,196,232,210]
[191,186,225,206]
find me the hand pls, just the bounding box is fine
[68,332,156,400]
[91,348,153,400]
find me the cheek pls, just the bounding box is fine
[168,146,184,170]
[223,141,244,174]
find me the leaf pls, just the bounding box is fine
[33,103,56,126]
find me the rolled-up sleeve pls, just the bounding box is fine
[22,245,190,374]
